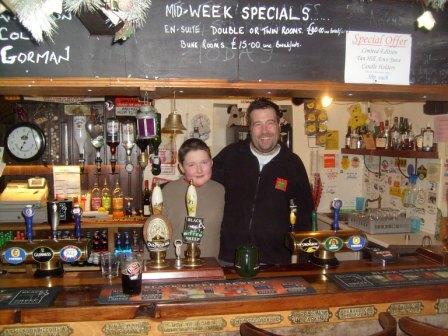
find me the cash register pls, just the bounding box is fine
[0,177,48,223]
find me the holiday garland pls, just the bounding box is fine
[0,0,152,43]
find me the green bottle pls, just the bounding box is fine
[101,178,112,213]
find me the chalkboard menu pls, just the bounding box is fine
[1,0,447,84]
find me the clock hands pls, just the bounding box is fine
[20,130,31,150]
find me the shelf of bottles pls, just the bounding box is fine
[343,116,438,159]
[341,146,438,159]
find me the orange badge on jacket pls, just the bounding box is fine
[275,178,288,191]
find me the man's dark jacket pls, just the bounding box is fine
[212,139,314,265]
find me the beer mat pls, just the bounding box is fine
[0,287,60,308]
[328,267,448,291]
[98,276,315,304]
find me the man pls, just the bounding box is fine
[212,98,313,265]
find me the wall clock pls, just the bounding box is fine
[5,122,46,162]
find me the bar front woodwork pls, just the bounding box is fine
[0,253,447,335]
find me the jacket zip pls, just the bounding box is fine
[248,171,262,243]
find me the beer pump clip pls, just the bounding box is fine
[182,180,205,267]
[143,182,173,269]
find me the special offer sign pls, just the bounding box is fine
[344,30,412,85]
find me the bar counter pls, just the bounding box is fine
[0,253,447,335]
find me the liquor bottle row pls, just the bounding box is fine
[345,117,435,152]
[72,101,162,175]
[114,230,144,256]
[77,178,153,218]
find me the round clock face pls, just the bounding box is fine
[5,122,46,162]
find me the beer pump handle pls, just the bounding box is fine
[48,201,60,240]
[72,205,83,240]
[331,198,343,231]
[311,210,318,232]
[22,205,35,242]
[289,199,297,232]
[186,180,197,217]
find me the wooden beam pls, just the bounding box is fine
[1,77,448,101]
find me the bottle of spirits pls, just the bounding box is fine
[375,122,387,149]
[345,126,351,149]
[114,232,122,256]
[422,124,434,152]
[101,178,112,213]
[106,117,120,174]
[92,230,100,252]
[125,198,133,217]
[415,128,425,151]
[398,117,405,149]
[73,115,88,172]
[384,119,390,149]
[149,112,162,176]
[401,118,410,150]
[100,230,108,251]
[407,123,415,151]
[91,181,102,211]
[143,180,151,217]
[123,231,132,256]
[132,230,140,252]
[391,117,400,149]
[112,180,124,218]
[349,127,358,149]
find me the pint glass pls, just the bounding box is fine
[121,253,143,295]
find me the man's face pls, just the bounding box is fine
[249,107,280,153]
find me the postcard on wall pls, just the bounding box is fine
[53,165,81,199]
[325,130,339,150]
[159,134,177,175]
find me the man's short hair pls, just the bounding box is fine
[178,138,211,164]
[246,98,281,124]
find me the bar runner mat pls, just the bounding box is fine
[0,287,61,309]
[328,267,448,291]
[98,276,315,304]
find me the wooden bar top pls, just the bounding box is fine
[0,254,446,325]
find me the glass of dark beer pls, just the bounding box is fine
[121,252,143,295]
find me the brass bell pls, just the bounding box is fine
[162,112,186,133]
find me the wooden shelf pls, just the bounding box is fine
[0,218,146,253]
[341,147,438,159]
[0,218,145,231]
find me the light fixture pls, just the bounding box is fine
[417,10,436,30]
[162,90,187,134]
[321,95,333,108]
